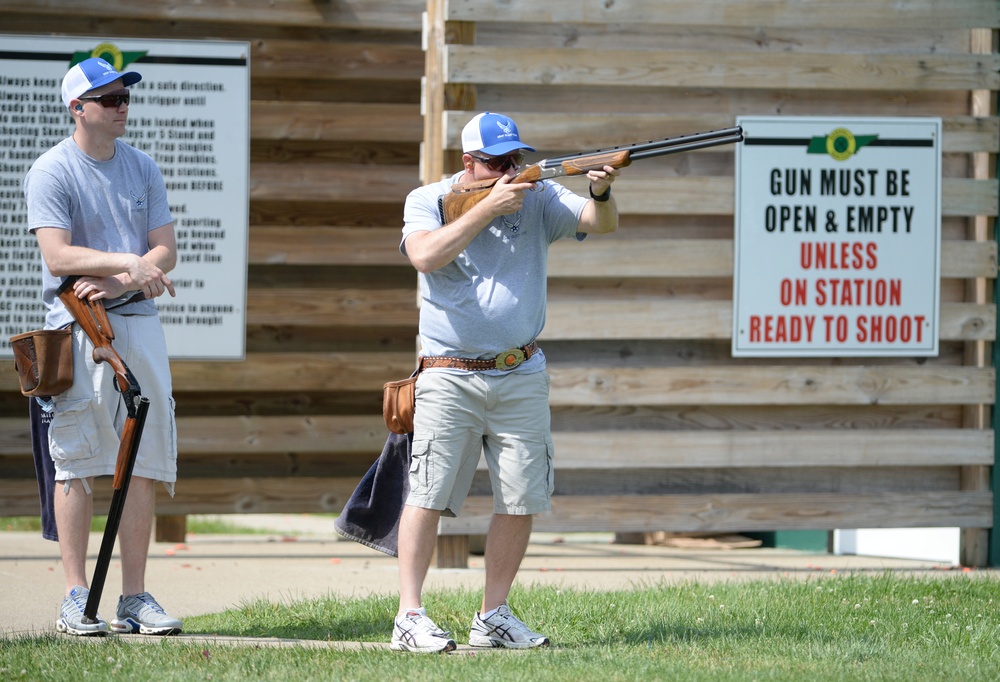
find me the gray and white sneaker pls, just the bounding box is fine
[390,607,457,653]
[469,603,550,649]
[56,585,109,636]
[110,592,183,635]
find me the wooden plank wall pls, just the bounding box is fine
[423,0,1000,566]
[0,0,428,528]
[0,0,996,568]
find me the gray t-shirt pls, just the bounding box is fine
[24,137,173,329]
[401,172,587,373]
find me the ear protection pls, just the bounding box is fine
[75,105,83,111]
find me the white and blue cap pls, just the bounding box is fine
[61,57,142,109]
[461,112,536,155]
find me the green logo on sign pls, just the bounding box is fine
[807,128,878,161]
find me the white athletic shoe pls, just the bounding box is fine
[469,603,550,649]
[110,592,183,636]
[56,586,109,636]
[390,607,457,653]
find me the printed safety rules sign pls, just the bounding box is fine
[732,116,942,357]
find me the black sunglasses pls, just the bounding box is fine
[78,90,130,108]
[469,152,524,172]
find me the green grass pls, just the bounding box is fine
[2,575,997,681]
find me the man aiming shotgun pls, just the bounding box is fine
[24,57,182,636]
[374,112,742,653]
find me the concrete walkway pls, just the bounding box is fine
[0,514,982,643]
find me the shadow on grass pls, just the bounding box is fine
[183,595,396,642]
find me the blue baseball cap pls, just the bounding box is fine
[61,57,142,109]
[461,112,535,155]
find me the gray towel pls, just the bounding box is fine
[334,432,411,557]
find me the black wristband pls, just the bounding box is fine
[589,186,612,202]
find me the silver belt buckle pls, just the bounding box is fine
[496,348,526,371]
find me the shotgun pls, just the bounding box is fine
[439,125,744,224]
[56,276,150,625]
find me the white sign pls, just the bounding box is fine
[733,116,941,357]
[0,35,249,359]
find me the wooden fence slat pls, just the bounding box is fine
[169,352,416,392]
[444,0,1000,31]
[177,415,386,454]
[247,289,418,327]
[445,46,1000,91]
[0,478,361,517]
[443,112,1000,154]
[551,177,999,218]
[549,429,993,469]
[0,358,993,397]
[440,491,994,534]
[248,227,406,265]
[0,0,427,31]
[547,239,997,279]
[1,422,989,467]
[2,482,989,526]
[251,103,422,142]
[252,39,424,82]
[548,366,995,406]
[245,231,996,274]
[542,301,996,342]
[250,162,417,202]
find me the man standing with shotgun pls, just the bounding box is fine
[24,57,182,636]
[390,112,620,652]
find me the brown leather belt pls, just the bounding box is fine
[419,341,538,372]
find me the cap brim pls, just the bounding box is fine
[479,141,535,155]
[85,71,142,94]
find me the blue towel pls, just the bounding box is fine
[29,397,59,542]
[334,432,412,557]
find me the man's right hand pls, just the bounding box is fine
[482,174,536,219]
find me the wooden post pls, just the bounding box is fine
[155,515,187,543]
[959,26,998,569]
[436,534,469,568]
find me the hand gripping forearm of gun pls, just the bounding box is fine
[57,276,142,417]
[439,126,744,225]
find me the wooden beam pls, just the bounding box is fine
[0,0,427,31]
[443,112,999,154]
[249,162,416,202]
[0,358,991,397]
[542,301,996,342]
[550,177,999,218]
[443,1,1000,31]
[440,491,994,534]
[549,429,993,468]
[247,288,418,327]
[547,238,997,279]
[251,103,421,143]
[252,39,423,82]
[169,352,416,392]
[548,365,995,406]
[248,227,406,266]
[444,46,1000,91]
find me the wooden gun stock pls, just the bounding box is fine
[439,126,743,225]
[56,277,133,396]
